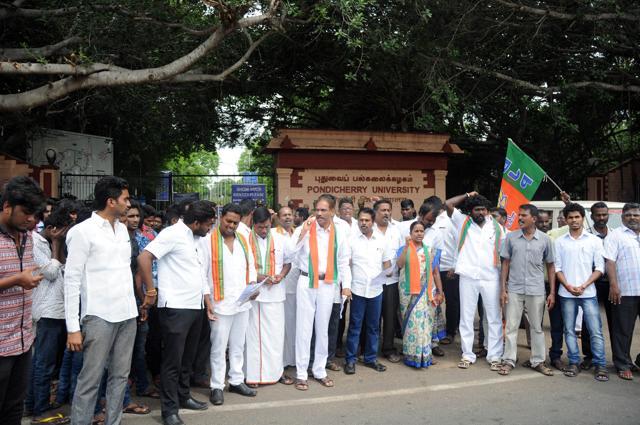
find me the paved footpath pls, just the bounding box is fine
[29,312,640,425]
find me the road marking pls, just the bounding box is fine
[180,373,543,414]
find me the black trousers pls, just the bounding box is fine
[191,309,211,382]
[441,271,460,337]
[146,306,163,378]
[381,282,400,356]
[0,349,31,425]
[611,296,640,371]
[158,308,203,417]
[581,280,612,361]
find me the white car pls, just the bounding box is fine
[530,200,626,230]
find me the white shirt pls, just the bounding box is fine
[335,216,360,237]
[64,212,137,333]
[374,222,404,285]
[201,232,257,315]
[295,221,352,290]
[451,209,505,281]
[554,230,605,299]
[237,221,251,240]
[350,231,393,298]
[282,227,301,294]
[435,211,456,271]
[253,230,289,303]
[145,220,210,309]
[32,232,64,321]
[604,225,640,296]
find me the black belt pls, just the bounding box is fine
[300,271,325,280]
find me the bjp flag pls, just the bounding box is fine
[498,140,546,230]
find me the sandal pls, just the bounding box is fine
[91,413,105,425]
[498,364,513,376]
[563,364,580,377]
[138,388,160,399]
[279,374,294,385]
[489,361,502,371]
[325,361,342,372]
[550,358,565,371]
[294,379,308,391]
[594,366,609,382]
[457,359,471,369]
[532,363,554,376]
[440,335,452,345]
[122,403,151,415]
[246,383,259,388]
[31,413,70,425]
[314,376,334,387]
[618,370,633,381]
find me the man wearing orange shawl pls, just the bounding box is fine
[201,203,257,406]
[293,194,352,391]
[244,207,292,387]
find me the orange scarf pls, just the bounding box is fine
[249,230,275,276]
[308,221,337,288]
[211,228,250,301]
[404,242,433,300]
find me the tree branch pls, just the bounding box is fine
[495,0,640,22]
[0,5,280,112]
[0,36,83,61]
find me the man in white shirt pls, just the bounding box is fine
[433,201,459,345]
[445,192,505,370]
[245,207,292,386]
[65,176,144,425]
[201,203,257,406]
[138,201,216,425]
[237,199,255,240]
[275,207,301,369]
[294,194,351,390]
[605,202,640,380]
[373,199,404,363]
[554,203,608,381]
[344,208,393,374]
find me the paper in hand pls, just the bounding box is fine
[236,277,270,305]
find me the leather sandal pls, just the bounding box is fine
[363,361,387,372]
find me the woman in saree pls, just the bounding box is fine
[396,221,445,368]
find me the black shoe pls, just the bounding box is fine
[179,397,208,410]
[386,353,402,363]
[344,362,356,375]
[228,383,257,397]
[363,361,387,372]
[580,358,593,371]
[210,389,224,406]
[163,413,185,425]
[432,346,445,357]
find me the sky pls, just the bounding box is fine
[217,146,243,175]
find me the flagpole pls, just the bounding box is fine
[507,138,564,194]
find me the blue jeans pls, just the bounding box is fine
[131,320,150,393]
[25,318,67,415]
[546,285,564,361]
[345,293,383,364]
[55,348,83,405]
[561,296,606,367]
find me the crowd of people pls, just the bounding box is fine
[0,174,639,425]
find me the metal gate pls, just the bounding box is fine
[59,173,276,209]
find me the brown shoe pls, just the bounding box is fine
[326,360,342,371]
[386,353,402,363]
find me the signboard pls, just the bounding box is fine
[232,184,266,205]
[156,171,171,202]
[241,171,259,184]
[173,192,200,204]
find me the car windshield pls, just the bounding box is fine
[585,208,623,231]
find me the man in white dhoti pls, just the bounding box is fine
[294,194,351,391]
[244,207,293,386]
[202,203,257,406]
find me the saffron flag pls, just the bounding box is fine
[498,139,546,230]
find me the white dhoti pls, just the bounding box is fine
[283,292,297,367]
[209,310,249,390]
[245,301,285,384]
[295,275,335,381]
[459,276,503,363]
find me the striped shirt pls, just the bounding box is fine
[604,226,640,296]
[0,226,35,356]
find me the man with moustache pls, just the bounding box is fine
[65,176,142,425]
[605,203,640,380]
[498,204,555,376]
[294,207,309,228]
[344,208,393,375]
[0,177,45,424]
[138,201,217,425]
[446,192,505,370]
[202,203,257,406]
[294,194,351,391]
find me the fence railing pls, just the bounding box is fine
[59,173,276,210]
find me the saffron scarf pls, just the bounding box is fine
[404,242,434,301]
[308,221,338,288]
[457,216,502,266]
[249,230,275,276]
[211,228,250,301]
